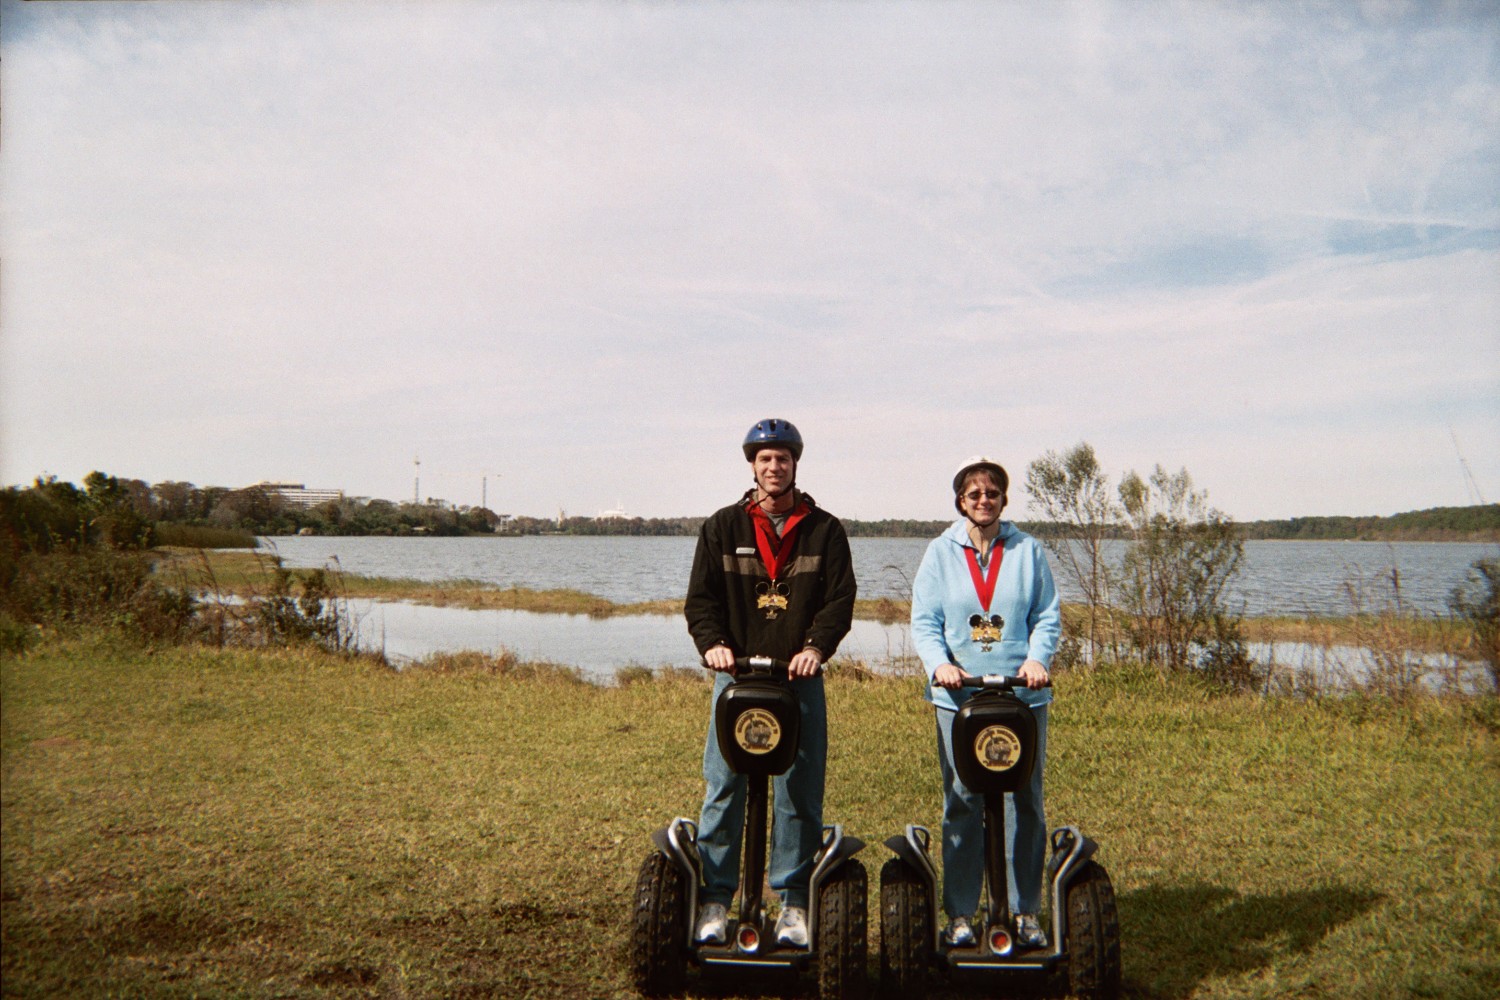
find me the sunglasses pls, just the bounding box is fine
[964,489,1003,502]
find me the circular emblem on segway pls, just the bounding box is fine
[974,725,1022,772]
[734,708,782,755]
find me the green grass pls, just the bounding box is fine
[3,638,1496,998]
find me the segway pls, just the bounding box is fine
[630,656,869,999]
[879,674,1120,999]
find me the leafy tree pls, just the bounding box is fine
[1118,465,1248,680]
[82,471,155,549]
[1026,443,1120,666]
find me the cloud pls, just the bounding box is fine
[2,0,1496,520]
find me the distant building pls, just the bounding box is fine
[254,481,344,509]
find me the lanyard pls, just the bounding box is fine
[964,543,1004,611]
[748,501,808,581]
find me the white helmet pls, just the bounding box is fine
[952,456,1009,495]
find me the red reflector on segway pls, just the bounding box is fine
[988,926,1014,956]
[736,924,760,954]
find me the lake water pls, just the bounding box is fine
[262,535,1492,615]
[258,535,1496,677]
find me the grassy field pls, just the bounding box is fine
[3,637,1497,999]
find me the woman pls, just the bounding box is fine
[909,455,1061,949]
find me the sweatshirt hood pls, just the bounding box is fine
[939,518,1018,550]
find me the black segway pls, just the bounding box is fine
[879,674,1120,999]
[630,656,869,999]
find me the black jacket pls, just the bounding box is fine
[685,491,857,662]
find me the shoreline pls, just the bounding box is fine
[154,547,1477,655]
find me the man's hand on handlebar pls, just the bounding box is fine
[788,647,823,679]
[704,644,736,673]
[703,646,822,678]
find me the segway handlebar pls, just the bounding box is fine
[956,672,1052,690]
[700,655,820,677]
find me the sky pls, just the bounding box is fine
[2,0,1497,522]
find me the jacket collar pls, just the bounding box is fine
[941,517,1015,551]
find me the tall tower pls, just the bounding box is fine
[413,455,421,505]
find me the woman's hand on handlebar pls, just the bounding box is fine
[933,663,970,689]
[704,644,736,673]
[1019,658,1050,689]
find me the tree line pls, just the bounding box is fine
[1,472,1494,547]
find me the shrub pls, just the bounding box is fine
[1450,557,1500,690]
[0,610,35,656]
[1,546,197,642]
[154,522,259,549]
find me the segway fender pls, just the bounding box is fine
[1046,825,1100,958]
[810,825,866,895]
[806,824,865,946]
[650,817,702,950]
[882,825,937,887]
[883,824,941,952]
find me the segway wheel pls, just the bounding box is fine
[878,857,930,997]
[629,851,687,997]
[1064,860,1121,1000]
[816,858,869,1000]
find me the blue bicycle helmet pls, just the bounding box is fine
[742,418,804,461]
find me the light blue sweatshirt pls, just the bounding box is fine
[910,519,1061,711]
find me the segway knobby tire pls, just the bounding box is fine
[877,857,930,997]
[1064,860,1121,1000]
[629,851,687,997]
[816,858,869,1000]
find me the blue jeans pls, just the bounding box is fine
[697,672,827,911]
[934,703,1048,919]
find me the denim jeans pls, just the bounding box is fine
[934,702,1048,919]
[697,671,827,911]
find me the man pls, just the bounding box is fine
[684,417,857,949]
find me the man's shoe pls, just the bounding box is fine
[775,906,809,948]
[694,902,728,945]
[1015,912,1048,949]
[943,915,975,947]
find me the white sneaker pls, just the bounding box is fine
[1015,912,1048,949]
[775,905,809,948]
[694,902,728,945]
[943,915,975,947]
